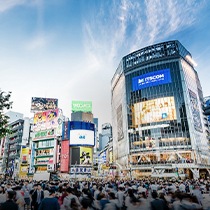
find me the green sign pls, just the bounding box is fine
[72,101,92,113]
[34,129,55,139]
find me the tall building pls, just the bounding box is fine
[69,101,95,178]
[5,111,23,123]
[2,117,31,178]
[111,40,210,179]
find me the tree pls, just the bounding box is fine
[0,90,13,139]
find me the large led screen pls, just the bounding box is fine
[132,69,171,91]
[70,130,95,146]
[134,97,177,125]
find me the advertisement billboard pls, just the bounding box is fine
[19,147,29,179]
[33,109,62,132]
[132,69,172,91]
[72,101,92,113]
[80,147,93,165]
[189,89,202,132]
[60,140,70,172]
[31,97,58,112]
[134,96,177,125]
[70,130,94,146]
[34,129,56,140]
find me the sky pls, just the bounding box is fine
[0,0,210,131]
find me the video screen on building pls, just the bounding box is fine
[132,68,172,91]
[134,96,177,125]
[70,130,95,146]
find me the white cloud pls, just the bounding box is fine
[82,0,204,70]
[25,34,49,50]
[0,0,27,12]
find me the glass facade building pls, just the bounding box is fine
[111,40,209,178]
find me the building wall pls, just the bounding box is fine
[5,111,23,123]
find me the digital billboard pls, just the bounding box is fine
[132,69,171,91]
[31,97,58,112]
[189,89,202,132]
[80,147,93,165]
[134,97,177,125]
[72,101,92,113]
[70,130,95,146]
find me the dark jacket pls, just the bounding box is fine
[151,198,168,210]
[38,197,60,210]
[0,199,19,210]
[32,190,44,205]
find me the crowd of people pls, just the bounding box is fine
[0,178,210,210]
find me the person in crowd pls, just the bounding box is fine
[22,180,32,210]
[31,183,44,210]
[150,191,169,210]
[38,188,60,210]
[62,187,80,210]
[0,190,18,210]
[0,186,6,205]
[116,186,125,210]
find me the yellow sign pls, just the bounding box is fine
[109,151,113,163]
[80,147,93,165]
[19,147,29,178]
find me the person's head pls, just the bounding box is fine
[49,188,55,197]
[151,191,158,199]
[37,184,42,190]
[7,190,16,200]
[25,180,29,186]
[6,183,11,188]
[108,192,116,200]
[66,187,73,195]
[0,186,4,194]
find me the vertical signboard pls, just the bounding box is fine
[117,104,124,141]
[19,147,29,179]
[60,140,70,172]
[62,121,70,140]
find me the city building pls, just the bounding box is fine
[5,111,23,123]
[111,40,210,179]
[31,108,63,180]
[1,117,31,178]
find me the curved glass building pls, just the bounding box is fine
[111,40,210,179]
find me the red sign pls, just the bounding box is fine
[60,140,70,172]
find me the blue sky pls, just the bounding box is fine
[0,0,210,129]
